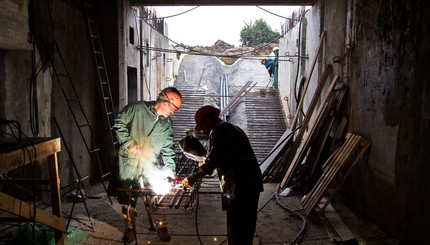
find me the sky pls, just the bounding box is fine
[149,6,303,47]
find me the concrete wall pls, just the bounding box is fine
[278,0,430,243]
[118,3,175,108]
[0,0,31,50]
[140,18,173,102]
[345,0,429,242]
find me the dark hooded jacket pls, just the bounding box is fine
[200,122,263,204]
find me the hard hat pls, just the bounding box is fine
[273,47,279,51]
[194,105,220,132]
[160,87,182,111]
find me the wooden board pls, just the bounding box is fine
[321,201,355,242]
[0,192,66,232]
[0,138,61,174]
[260,128,293,173]
[280,75,339,189]
[301,133,370,215]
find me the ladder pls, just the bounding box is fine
[82,0,118,153]
[42,40,112,203]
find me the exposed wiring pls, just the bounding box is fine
[256,6,294,20]
[135,8,298,58]
[1,120,39,244]
[28,0,58,136]
[131,9,152,98]
[155,6,199,19]
[293,9,310,118]
[140,45,303,62]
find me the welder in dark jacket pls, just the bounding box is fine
[183,105,264,245]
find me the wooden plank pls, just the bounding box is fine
[322,201,355,241]
[305,135,360,214]
[48,152,65,243]
[0,192,66,232]
[302,134,357,212]
[0,138,61,174]
[302,134,368,215]
[317,138,370,214]
[260,128,293,173]
[304,87,348,191]
[280,75,339,189]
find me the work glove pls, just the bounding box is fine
[182,175,197,188]
[182,169,206,188]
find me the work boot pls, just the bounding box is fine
[122,228,135,244]
[155,220,171,242]
[122,206,136,244]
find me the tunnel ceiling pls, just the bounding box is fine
[130,0,316,6]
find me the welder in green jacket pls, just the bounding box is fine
[108,87,182,243]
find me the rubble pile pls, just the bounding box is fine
[174,40,278,57]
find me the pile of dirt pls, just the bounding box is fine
[175,39,278,57]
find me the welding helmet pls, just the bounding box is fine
[194,105,220,132]
[160,87,182,111]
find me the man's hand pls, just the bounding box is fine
[182,176,197,188]
[182,169,206,189]
[128,144,143,156]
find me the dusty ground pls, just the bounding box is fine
[62,180,333,245]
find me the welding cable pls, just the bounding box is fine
[296,76,307,117]
[275,183,307,245]
[194,189,204,245]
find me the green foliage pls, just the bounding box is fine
[240,18,280,47]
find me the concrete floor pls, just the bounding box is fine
[62,179,337,245]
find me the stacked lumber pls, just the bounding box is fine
[279,73,347,190]
[301,133,370,215]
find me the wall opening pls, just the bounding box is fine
[127,66,137,104]
[129,26,134,44]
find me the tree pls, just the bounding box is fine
[240,18,280,47]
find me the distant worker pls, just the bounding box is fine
[260,46,280,88]
[108,87,182,243]
[272,47,279,88]
[260,57,275,77]
[182,105,264,245]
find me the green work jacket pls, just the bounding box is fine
[113,101,176,181]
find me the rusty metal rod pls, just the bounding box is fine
[155,195,166,207]
[169,189,180,208]
[174,189,186,209]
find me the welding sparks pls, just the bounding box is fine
[141,163,176,195]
